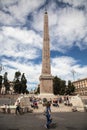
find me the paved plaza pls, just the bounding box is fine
[0,112,87,130]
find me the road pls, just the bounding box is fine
[0,112,87,130]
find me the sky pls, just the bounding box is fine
[0,0,87,91]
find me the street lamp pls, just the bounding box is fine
[71,69,76,81]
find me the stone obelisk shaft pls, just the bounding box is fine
[42,11,51,75]
[39,11,53,94]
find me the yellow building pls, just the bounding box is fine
[72,78,87,95]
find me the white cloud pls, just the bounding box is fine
[62,0,87,7]
[50,7,87,52]
[2,26,42,47]
[32,9,43,32]
[51,56,87,81]
[0,0,18,5]
[0,26,42,59]
[57,9,86,38]
[0,10,16,25]
[0,0,46,25]
[32,2,58,32]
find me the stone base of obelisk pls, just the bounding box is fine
[39,75,54,95]
[38,93,56,100]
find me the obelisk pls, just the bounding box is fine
[39,10,53,95]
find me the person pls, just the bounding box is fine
[7,104,10,114]
[3,104,7,113]
[53,98,59,107]
[15,101,21,115]
[44,101,52,129]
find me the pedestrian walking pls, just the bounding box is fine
[44,101,52,129]
[15,100,21,115]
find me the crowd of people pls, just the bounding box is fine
[29,95,72,108]
[0,95,73,129]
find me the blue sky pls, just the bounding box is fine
[0,0,87,90]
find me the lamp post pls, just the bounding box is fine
[71,69,76,81]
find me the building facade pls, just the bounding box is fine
[72,78,87,95]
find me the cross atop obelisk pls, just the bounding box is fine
[39,9,53,94]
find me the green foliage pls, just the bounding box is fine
[14,79,22,93]
[21,73,27,94]
[53,76,66,95]
[3,72,10,92]
[0,75,2,88]
[66,80,75,95]
[53,76,75,95]
[25,89,29,94]
[35,86,40,94]
[21,73,27,84]
[53,76,60,95]
[14,71,21,80]
[14,71,27,94]
[60,80,66,95]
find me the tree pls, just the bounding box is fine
[0,75,2,91]
[34,86,40,94]
[53,76,66,95]
[14,72,27,94]
[53,76,61,95]
[21,73,27,94]
[3,72,10,92]
[14,71,21,93]
[59,80,66,95]
[14,79,22,93]
[14,71,21,80]
[37,86,40,94]
[25,89,29,94]
[66,80,75,95]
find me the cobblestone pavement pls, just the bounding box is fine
[0,112,87,130]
